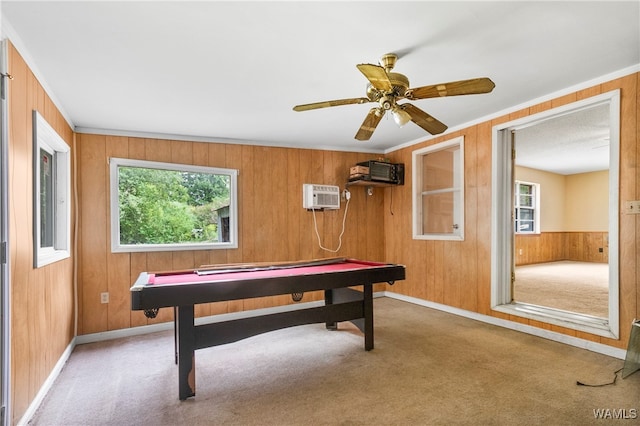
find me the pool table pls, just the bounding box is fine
[130,257,405,400]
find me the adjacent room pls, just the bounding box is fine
[512,103,612,319]
[0,2,639,425]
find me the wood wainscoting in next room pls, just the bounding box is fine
[515,231,608,266]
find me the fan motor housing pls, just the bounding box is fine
[387,72,410,97]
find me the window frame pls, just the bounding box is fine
[109,157,238,253]
[412,136,465,241]
[32,110,71,268]
[514,180,540,234]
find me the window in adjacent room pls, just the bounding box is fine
[412,136,464,240]
[514,180,540,234]
[33,111,71,267]
[109,158,238,252]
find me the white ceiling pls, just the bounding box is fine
[514,103,611,175]
[1,1,639,158]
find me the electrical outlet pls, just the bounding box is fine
[100,292,109,304]
[624,200,640,214]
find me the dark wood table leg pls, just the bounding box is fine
[363,284,374,351]
[177,305,196,400]
[324,289,337,330]
[173,306,178,365]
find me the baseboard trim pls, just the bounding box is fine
[75,321,174,345]
[17,337,77,426]
[383,291,627,360]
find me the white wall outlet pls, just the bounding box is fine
[100,292,109,304]
[624,200,640,214]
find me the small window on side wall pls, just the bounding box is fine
[33,111,71,267]
[412,136,464,241]
[514,180,540,234]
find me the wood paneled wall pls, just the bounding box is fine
[384,74,639,350]
[75,135,387,334]
[515,231,608,265]
[7,43,76,424]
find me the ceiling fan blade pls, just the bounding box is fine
[355,108,383,141]
[401,103,448,135]
[356,63,393,92]
[407,77,495,100]
[293,97,370,112]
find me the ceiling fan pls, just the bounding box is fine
[293,53,496,141]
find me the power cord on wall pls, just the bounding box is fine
[311,189,350,253]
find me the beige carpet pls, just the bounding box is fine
[29,298,636,426]
[515,261,609,317]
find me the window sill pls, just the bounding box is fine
[35,249,70,268]
[112,242,238,253]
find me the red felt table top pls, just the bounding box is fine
[148,259,386,286]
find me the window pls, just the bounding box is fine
[33,111,71,267]
[109,158,238,252]
[412,136,464,240]
[514,180,540,234]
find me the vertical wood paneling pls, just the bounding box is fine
[224,144,243,266]
[8,43,75,424]
[272,147,289,261]
[286,149,301,261]
[603,74,637,346]
[364,183,384,261]
[475,120,493,315]
[171,140,192,165]
[146,138,171,162]
[78,134,108,334]
[298,149,313,258]
[107,253,131,330]
[433,241,445,303]
[637,73,640,321]
[106,136,130,331]
[9,43,31,417]
[515,232,607,265]
[461,126,479,312]
[128,137,146,159]
[240,145,256,262]
[308,150,326,259]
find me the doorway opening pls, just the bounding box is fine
[491,90,620,338]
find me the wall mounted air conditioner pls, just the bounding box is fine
[302,184,340,210]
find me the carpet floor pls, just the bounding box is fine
[515,261,609,317]
[29,297,637,425]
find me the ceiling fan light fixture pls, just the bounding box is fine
[292,53,495,141]
[392,107,411,127]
